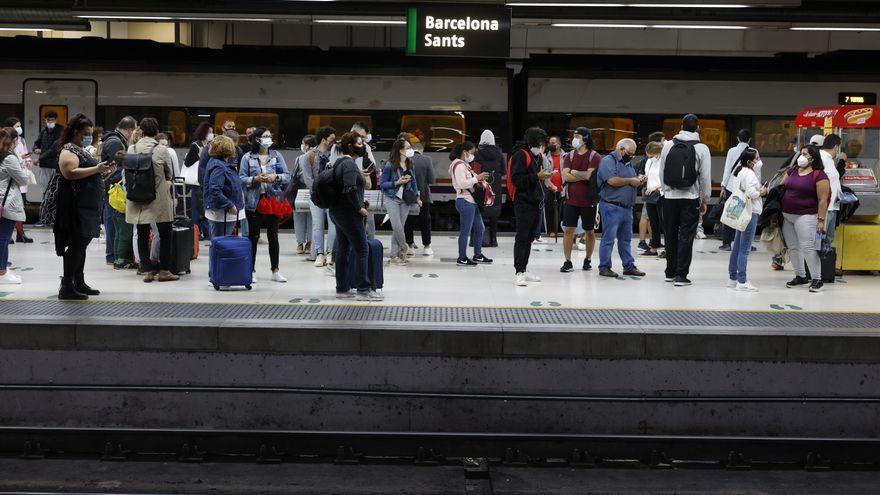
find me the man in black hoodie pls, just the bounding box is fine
[510,127,553,286]
[101,116,136,268]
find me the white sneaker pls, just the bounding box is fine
[0,271,22,285]
[533,237,546,244]
[515,272,527,286]
[390,256,406,266]
[423,246,434,256]
[696,232,707,240]
[356,289,384,301]
[252,273,257,284]
[726,279,738,289]
[314,254,326,267]
[736,281,759,292]
[296,243,305,255]
[576,242,586,251]
[326,253,334,266]
[525,272,542,282]
[271,271,288,283]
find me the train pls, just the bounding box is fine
[2,37,878,229]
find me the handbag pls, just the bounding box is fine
[402,187,418,206]
[720,175,753,232]
[646,190,662,204]
[108,181,127,213]
[760,223,785,255]
[182,163,200,186]
[0,181,11,219]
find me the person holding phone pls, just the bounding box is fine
[379,138,420,265]
[596,138,646,279]
[100,116,137,268]
[450,141,492,266]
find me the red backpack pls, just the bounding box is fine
[506,149,532,202]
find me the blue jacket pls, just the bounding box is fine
[204,157,244,212]
[379,161,420,200]
[239,149,290,211]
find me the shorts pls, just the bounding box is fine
[562,203,597,231]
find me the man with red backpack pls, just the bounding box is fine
[508,127,553,287]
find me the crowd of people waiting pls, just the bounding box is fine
[0,111,845,298]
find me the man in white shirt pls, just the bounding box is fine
[658,114,712,287]
[819,134,843,244]
[719,129,751,251]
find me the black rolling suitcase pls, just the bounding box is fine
[820,246,836,284]
[169,178,194,275]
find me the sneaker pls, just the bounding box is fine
[786,276,809,288]
[356,289,384,301]
[304,241,312,253]
[575,241,585,251]
[726,279,738,288]
[407,250,415,257]
[599,268,618,278]
[560,260,574,273]
[473,254,493,264]
[271,271,288,283]
[638,240,649,251]
[673,277,692,287]
[325,265,336,277]
[696,232,707,240]
[623,267,645,277]
[457,257,477,266]
[252,273,257,284]
[664,277,675,283]
[296,243,305,255]
[389,256,404,266]
[736,281,759,292]
[336,291,357,299]
[641,250,658,257]
[770,261,785,271]
[533,237,546,244]
[314,254,326,267]
[0,271,22,285]
[582,259,592,271]
[423,246,434,256]
[719,244,732,252]
[658,251,667,259]
[409,243,419,250]
[326,253,334,266]
[525,272,542,282]
[16,235,33,244]
[515,272,527,286]
[809,280,824,293]
[750,246,757,252]
[157,270,180,282]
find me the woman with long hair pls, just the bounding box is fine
[0,127,30,284]
[54,114,115,300]
[725,147,764,291]
[449,141,492,266]
[379,138,420,264]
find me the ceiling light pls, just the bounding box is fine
[76,15,173,20]
[653,24,747,29]
[553,23,648,28]
[508,3,626,6]
[790,26,880,32]
[178,17,273,22]
[0,27,54,32]
[314,19,406,25]
[629,3,748,7]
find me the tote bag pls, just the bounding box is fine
[720,174,753,232]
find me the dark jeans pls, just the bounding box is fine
[102,202,116,262]
[404,201,432,247]
[136,222,172,272]
[190,185,209,240]
[514,200,541,273]
[62,236,91,281]
[329,208,370,293]
[246,210,280,272]
[0,217,15,270]
[485,216,499,245]
[721,223,736,246]
[646,199,664,249]
[455,198,484,259]
[112,210,133,262]
[662,198,700,279]
[543,189,560,236]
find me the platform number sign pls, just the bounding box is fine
[839,92,877,105]
[406,6,511,58]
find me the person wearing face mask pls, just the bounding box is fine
[0,127,30,285]
[184,122,213,241]
[474,130,504,248]
[349,121,379,242]
[635,131,665,251]
[100,116,137,269]
[449,141,492,266]
[33,111,64,225]
[596,139,646,279]
[404,140,435,255]
[780,145,830,293]
[719,129,753,251]
[380,139,421,264]
[509,127,553,287]
[560,127,602,273]
[54,114,116,300]
[240,127,290,284]
[300,126,337,266]
[290,134,315,255]
[819,134,843,246]
[222,120,236,133]
[658,114,712,287]
[725,147,765,292]
[539,136,563,241]
[3,117,34,245]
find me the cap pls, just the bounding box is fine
[809,135,825,146]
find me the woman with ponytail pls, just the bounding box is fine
[449,141,492,266]
[726,147,764,292]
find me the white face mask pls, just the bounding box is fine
[301,144,309,153]
[404,148,415,158]
[365,133,372,143]
[46,122,55,130]
[206,133,214,142]
[797,155,810,168]
[530,146,543,156]
[260,137,273,149]
[159,140,169,147]
[465,153,475,163]
[571,138,582,149]
[15,126,23,136]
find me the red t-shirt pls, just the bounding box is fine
[547,153,563,191]
[563,149,602,207]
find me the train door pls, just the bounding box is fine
[23,79,97,201]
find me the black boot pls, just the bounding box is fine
[16,234,33,244]
[74,274,100,296]
[489,232,498,248]
[59,277,88,301]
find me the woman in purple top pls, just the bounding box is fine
[779,145,830,293]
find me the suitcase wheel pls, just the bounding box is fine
[212,283,220,291]
[246,285,252,290]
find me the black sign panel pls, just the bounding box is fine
[839,92,877,105]
[406,6,511,58]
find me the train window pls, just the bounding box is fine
[662,118,728,154]
[755,119,796,155]
[307,114,372,136]
[40,105,67,126]
[166,110,187,147]
[401,114,466,151]
[840,128,880,173]
[215,112,280,146]
[568,117,635,153]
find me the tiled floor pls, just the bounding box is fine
[1,227,876,313]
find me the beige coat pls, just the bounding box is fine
[125,136,174,225]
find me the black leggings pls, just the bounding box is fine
[136,222,173,272]
[247,210,280,272]
[62,236,92,280]
[646,199,664,249]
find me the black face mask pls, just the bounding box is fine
[352,145,366,158]
[620,153,633,163]
[548,144,558,153]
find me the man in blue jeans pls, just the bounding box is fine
[596,138,646,279]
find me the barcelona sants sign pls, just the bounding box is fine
[406,6,511,58]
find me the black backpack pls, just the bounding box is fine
[310,158,346,209]
[663,138,698,189]
[122,150,156,204]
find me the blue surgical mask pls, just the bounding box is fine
[260,137,273,148]
[81,135,93,147]
[571,138,582,149]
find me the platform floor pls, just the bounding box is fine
[1,227,876,315]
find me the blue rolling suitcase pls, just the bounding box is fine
[210,235,253,291]
[348,238,384,290]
